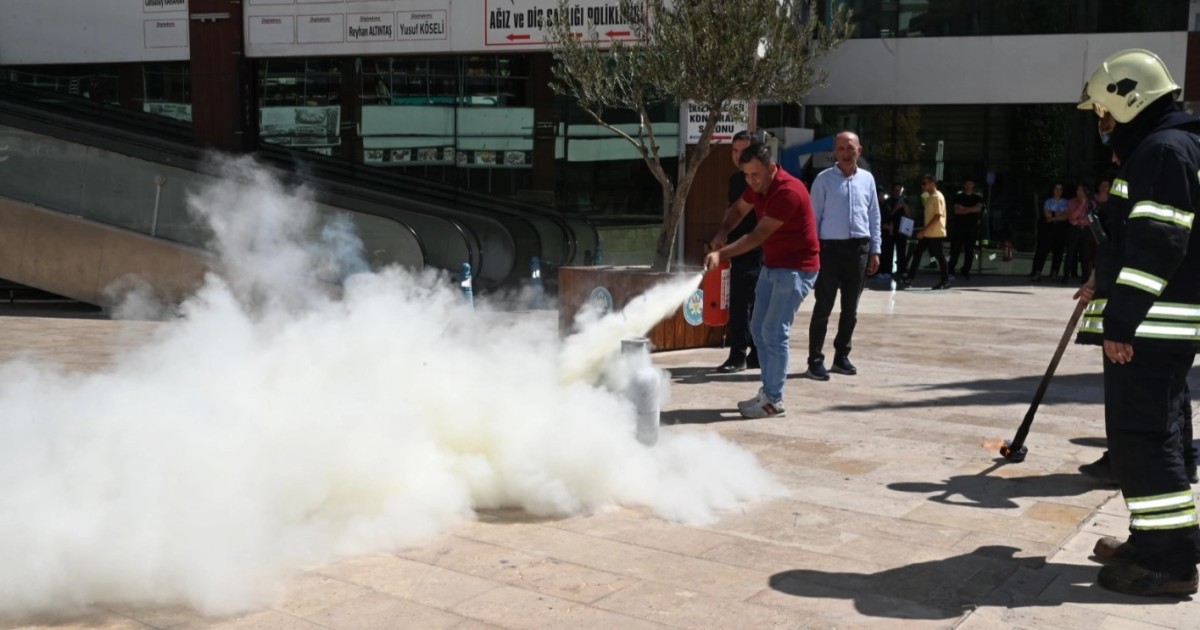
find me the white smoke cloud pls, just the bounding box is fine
[558,273,704,387]
[0,157,783,619]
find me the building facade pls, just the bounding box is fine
[0,0,678,233]
[1,0,1197,258]
[802,0,1195,251]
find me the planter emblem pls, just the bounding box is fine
[683,289,704,326]
[588,286,613,316]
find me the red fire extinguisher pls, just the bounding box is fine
[1002,240,1014,262]
[702,260,730,326]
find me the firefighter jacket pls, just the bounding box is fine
[1078,103,1200,352]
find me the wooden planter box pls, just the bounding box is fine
[557,266,726,352]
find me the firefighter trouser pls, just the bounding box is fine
[1104,349,1200,574]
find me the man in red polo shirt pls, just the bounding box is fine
[706,141,821,418]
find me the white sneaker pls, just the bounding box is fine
[740,396,785,419]
[738,388,766,411]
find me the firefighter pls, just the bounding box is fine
[1074,48,1200,597]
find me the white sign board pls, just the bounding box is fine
[246,0,452,56]
[685,101,750,145]
[297,14,345,45]
[245,0,640,57]
[347,13,396,43]
[398,10,450,40]
[0,0,643,63]
[481,0,638,48]
[248,15,296,45]
[144,17,190,49]
[0,0,190,65]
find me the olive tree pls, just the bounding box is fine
[548,0,851,271]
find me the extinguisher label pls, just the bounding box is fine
[701,261,732,327]
[720,267,730,310]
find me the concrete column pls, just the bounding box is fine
[188,0,250,153]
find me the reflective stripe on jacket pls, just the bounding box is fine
[1076,110,1200,353]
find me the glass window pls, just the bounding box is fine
[557,98,678,217]
[258,59,343,156]
[357,55,534,198]
[143,62,191,122]
[362,56,459,105]
[463,55,529,107]
[836,0,1188,38]
[0,61,194,127]
[803,102,1106,253]
[0,65,121,105]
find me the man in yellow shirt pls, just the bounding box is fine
[902,175,950,289]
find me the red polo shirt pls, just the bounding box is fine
[741,168,820,271]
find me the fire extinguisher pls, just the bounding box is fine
[702,260,730,326]
[1002,240,1014,262]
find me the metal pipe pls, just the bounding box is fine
[151,175,166,237]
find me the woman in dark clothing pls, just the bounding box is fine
[1029,183,1069,281]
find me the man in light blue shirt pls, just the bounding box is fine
[803,131,881,380]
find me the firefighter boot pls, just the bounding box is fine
[1097,563,1198,597]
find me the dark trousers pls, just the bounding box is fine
[1063,225,1094,280]
[1031,222,1067,278]
[947,215,979,276]
[1104,349,1200,574]
[881,232,908,276]
[894,234,909,277]
[808,238,869,362]
[725,263,759,358]
[906,237,948,285]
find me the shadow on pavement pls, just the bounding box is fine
[661,408,744,425]
[863,275,1043,294]
[826,372,1104,412]
[886,462,1108,509]
[826,368,1200,415]
[768,545,1182,621]
[666,366,760,385]
[0,301,106,319]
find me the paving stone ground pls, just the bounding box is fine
[1,277,1197,629]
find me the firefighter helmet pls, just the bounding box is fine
[1077,49,1180,123]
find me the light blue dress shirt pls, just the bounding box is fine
[810,165,882,255]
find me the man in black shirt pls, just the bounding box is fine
[947,178,984,281]
[880,183,910,277]
[715,130,763,373]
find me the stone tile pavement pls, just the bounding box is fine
[1,277,1197,629]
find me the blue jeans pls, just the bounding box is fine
[751,267,818,404]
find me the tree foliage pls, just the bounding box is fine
[865,107,922,187]
[1009,103,1071,249]
[549,0,851,271]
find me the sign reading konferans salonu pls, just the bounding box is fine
[245,0,641,58]
[685,100,750,145]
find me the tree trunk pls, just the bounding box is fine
[651,184,678,271]
[652,140,711,272]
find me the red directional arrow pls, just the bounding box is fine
[606,30,631,37]
[506,33,530,41]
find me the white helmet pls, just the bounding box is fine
[1077,49,1180,123]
